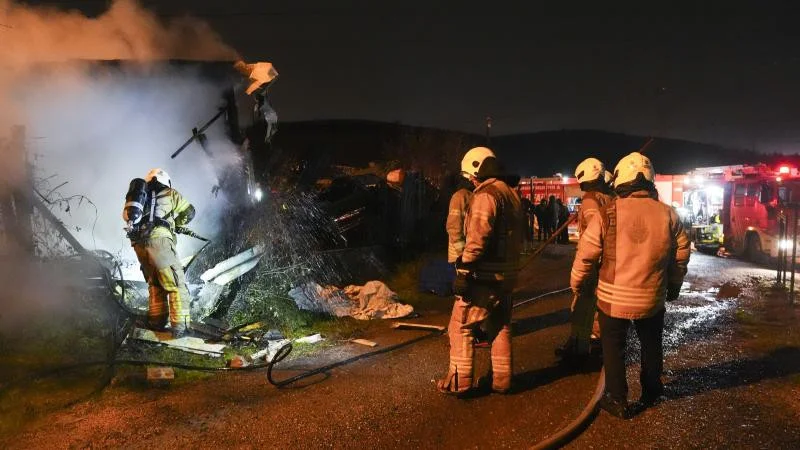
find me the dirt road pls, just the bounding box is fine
[1,250,799,448]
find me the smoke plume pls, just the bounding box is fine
[0,0,239,65]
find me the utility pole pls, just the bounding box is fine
[485,116,492,146]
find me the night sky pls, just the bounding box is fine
[19,1,800,153]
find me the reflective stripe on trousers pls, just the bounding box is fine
[443,280,513,392]
[134,237,191,330]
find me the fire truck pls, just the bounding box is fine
[682,164,800,262]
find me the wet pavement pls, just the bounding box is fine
[1,249,799,448]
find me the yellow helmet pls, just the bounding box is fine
[574,158,605,183]
[613,152,654,187]
[460,147,496,180]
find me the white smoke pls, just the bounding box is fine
[19,66,242,279]
[0,0,247,284]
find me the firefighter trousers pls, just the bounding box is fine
[133,237,191,331]
[440,279,513,393]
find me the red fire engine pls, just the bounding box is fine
[679,164,800,261]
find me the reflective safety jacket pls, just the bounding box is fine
[570,191,690,319]
[578,191,613,234]
[137,188,194,242]
[446,188,472,263]
[462,178,523,281]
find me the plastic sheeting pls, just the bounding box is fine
[288,281,413,320]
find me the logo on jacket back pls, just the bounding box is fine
[626,216,649,245]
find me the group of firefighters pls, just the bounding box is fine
[123,143,689,420]
[442,147,690,419]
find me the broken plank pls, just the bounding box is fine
[351,339,378,347]
[391,322,446,331]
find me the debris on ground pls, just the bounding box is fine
[288,281,414,320]
[226,355,249,368]
[130,328,226,357]
[146,367,175,383]
[288,283,353,317]
[295,333,325,344]
[251,339,292,362]
[351,339,378,347]
[391,322,446,331]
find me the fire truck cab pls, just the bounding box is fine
[718,164,800,262]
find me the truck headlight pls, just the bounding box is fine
[780,239,793,250]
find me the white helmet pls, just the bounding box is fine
[460,147,496,180]
[613,152,654,187]
[574,158,605,184]
[145,168,171,187]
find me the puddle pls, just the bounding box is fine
[662,285,738,353]
[627,285,739,360]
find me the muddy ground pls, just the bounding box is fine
[1,249,799,449]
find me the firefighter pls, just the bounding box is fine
[556,158,614,361]
[436,147,523,396]
[571,152,690,418]
[124,169,196,338]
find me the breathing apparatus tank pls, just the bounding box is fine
[123,178,148,234]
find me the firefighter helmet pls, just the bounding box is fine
[613,152,654,187]
[145,168,171,187]
[460,147,496,180]
[574,158,605,184]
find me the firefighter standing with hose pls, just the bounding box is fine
[123,168,196,338]
[570,152,690,418]
[556,158,614,361]
[436,147,523,396]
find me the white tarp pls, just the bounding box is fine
[288,281,414,320]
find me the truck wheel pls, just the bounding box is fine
[744,234,763,264]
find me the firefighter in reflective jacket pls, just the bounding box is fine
[556,158,614,360]
[436,147,523,396]
[571,152,690,418]
[124,168,195,337]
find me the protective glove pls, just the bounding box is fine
[667,283,681,302]
[454,256,476,273]
[453,270,470,296]
[453,256,474,296]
